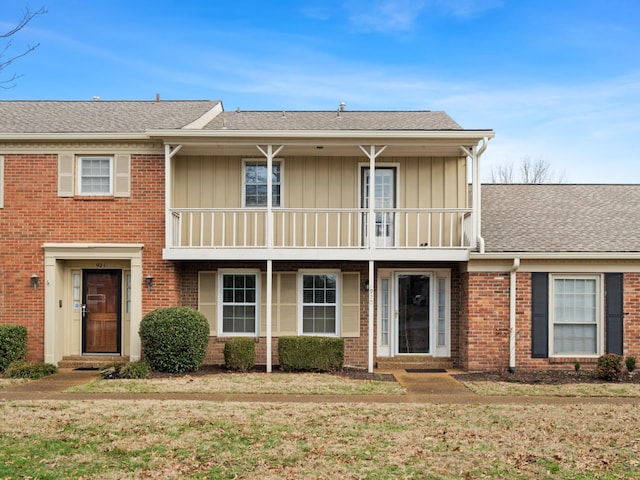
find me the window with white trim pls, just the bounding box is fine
[551,275,601,356]
[243,160,281,207]
[78,156,113,195]
[220,273,258,335]
[300,273,339,335]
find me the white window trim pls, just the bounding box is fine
[549,273,604,358]
[217,269,260,337]
[77,155,114,196]
[242,158,284,208]
[298,270,340,336]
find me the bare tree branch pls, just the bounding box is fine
[491,156,567,184]
[1,5,47,89]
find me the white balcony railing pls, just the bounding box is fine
[170,208,473,250]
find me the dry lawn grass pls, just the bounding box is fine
[1,400,639,479]
[463,381,640,397]
[0,378,27,389]
[66,372,405,395]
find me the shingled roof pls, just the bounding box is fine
[202,110,463,131]
[0,100,220,134]
[481,184,640,253]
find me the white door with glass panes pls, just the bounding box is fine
[361,167,396,247]
[377,271,450,358]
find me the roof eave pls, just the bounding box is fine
[0,133,151,141]
[471,251,640,260]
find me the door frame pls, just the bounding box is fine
[359,163,399,247]
[377,268,451,358]
[82,269,122,355]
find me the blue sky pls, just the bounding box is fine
[2,0,639,183]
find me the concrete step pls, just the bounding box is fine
[376,356,453,371]
[57,355,130,369]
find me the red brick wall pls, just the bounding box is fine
[462,272,510,371]
[0,152,178,361]
[464,271,640,372]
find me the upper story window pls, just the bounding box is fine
[78,156,113,195]
[244,160,281,207]
[58,153,130,198]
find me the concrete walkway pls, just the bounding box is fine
[1,368,639,405]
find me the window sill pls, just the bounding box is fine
[74,195,115,201]
[549,356,599,364]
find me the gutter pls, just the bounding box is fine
[509,258,520,373]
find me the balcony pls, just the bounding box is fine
[164,208,474,261]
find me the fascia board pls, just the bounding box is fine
[146,129,495,143]
[0,133,150,141]
[470,252,640,261]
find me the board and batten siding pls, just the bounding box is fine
[173,155,467,247]
[198,271,360,338]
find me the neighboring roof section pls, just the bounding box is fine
[202,110,463,131]
[481,184,640,253]
[0,100,221,134]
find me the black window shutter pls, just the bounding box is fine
[531,273,549,358]
[605,273,624,355]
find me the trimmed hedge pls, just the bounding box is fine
[278,336,344,372]
[139,307,210,373]
[224,337,256,372]
[0,325,28,371]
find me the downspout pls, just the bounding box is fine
[509,258,520,373]
[462,137,490,253]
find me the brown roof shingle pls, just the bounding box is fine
[203,110,463,131]
[481,184,640,253]
[0,100,221,133]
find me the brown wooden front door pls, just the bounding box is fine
[82,270,121,354]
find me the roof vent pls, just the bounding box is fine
[339,102,345,111]
[155,93,161,103]
[92,96,100,101]
[236,107,241,113]
[281,110,286,118]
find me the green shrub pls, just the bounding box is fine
[224,337,256,372]
[626,356,637,373]
[278,336,344,372]
[0,325,28,371]
[597,354,623,381]
[5,361,57,379]
[117,360,150,379]
[139,307,210,373]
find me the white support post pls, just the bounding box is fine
[359,145,387,373]
[165,144,182,249]
[256,145,283,373]
[266,259,273,372]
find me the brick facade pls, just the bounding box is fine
[0,152,178,360]
[463,270,640,372]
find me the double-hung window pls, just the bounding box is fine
[300,273,339,335]
[78,156,113,195]
[220,273,258,335]
[551,275,601,356]
[244,160,281,207]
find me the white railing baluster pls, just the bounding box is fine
[168,207,472,250]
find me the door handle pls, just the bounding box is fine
[81,304,87,318]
